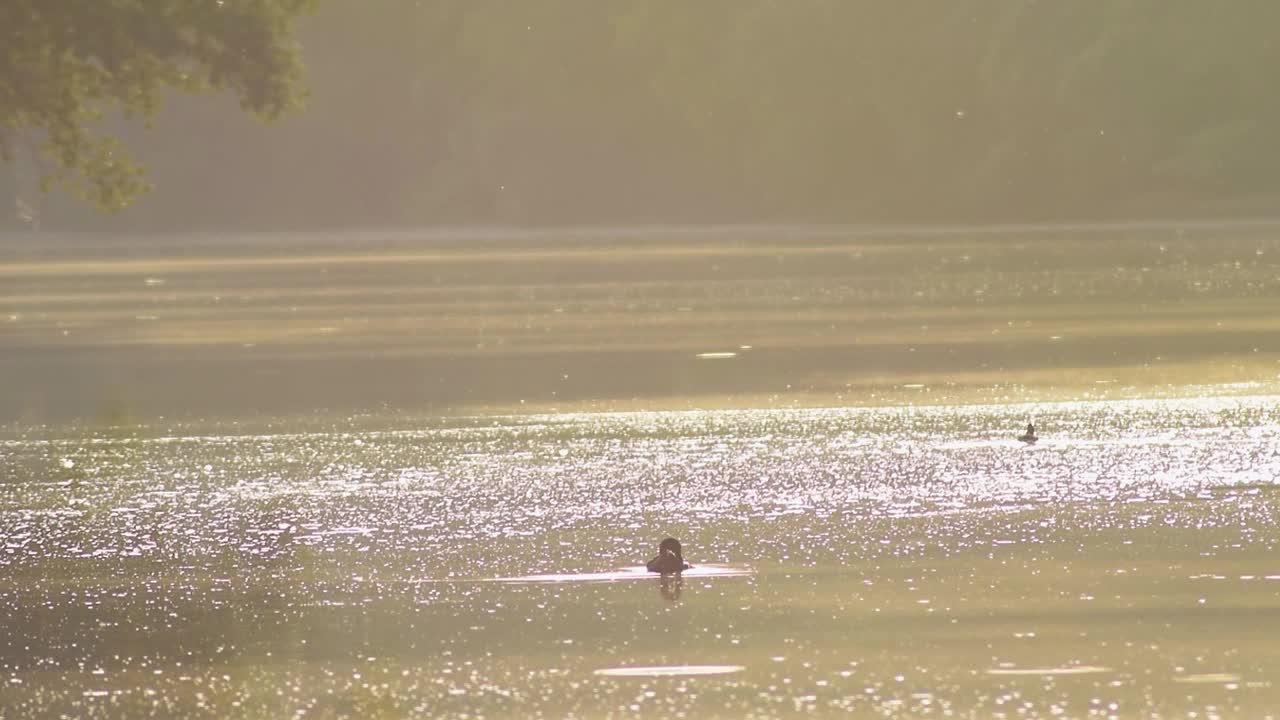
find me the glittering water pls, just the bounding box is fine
[3,395,1280,718]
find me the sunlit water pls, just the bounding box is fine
[3,395,1280,718]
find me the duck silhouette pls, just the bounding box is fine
[1018,422,1038,445]
[646,537,692,574]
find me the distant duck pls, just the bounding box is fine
[1018,422,1038,445]
[646,537,692,575]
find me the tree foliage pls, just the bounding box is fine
[0,0,315,211]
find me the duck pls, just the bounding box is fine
[646,537,692,574]
[1018,422,1038,445]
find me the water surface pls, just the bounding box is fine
[6,225,1280,422]
[3,395,1280,717]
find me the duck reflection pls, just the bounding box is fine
[658,573,684,603]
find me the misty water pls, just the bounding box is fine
[3,397,1280,718]
[4,225,1280,718]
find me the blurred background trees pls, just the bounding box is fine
[0,0,315,225]
[6,0,1280,230]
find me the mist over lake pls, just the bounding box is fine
[3,225,1280,718]
[4,224,1279,425]
[7,1,1280,716]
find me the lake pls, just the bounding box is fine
[4,223,1280,422]
[3,398,1280,718]
[2,225,1280,717]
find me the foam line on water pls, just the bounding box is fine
[492,564,752,584]
[595,665,745,677]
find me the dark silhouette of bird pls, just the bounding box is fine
[646,537,692,574]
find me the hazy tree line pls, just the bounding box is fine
[7,0,1280,230]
